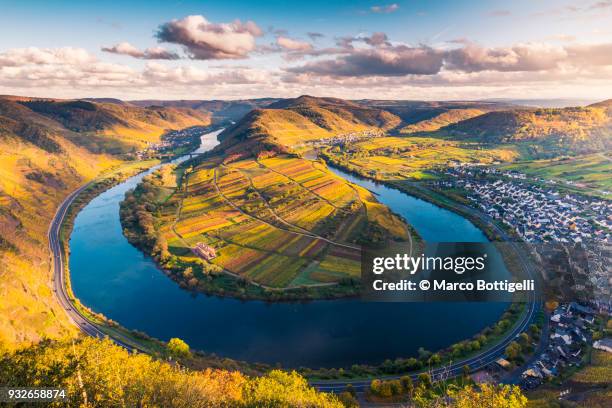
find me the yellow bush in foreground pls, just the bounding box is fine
[0,337,342,408]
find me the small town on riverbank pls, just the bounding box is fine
[437,165,611,244]
[134,126,211,160]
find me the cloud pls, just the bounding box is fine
[285,40,603,78]
[0,46,269,94]
[445,42,567,73]
[363,32,391,46]
[0,47,95,67]
[287,45,445,77]
[101,42,179,59]
[142,62,267,85]
[370,3,399,14]
[565,42,612,66]
[156,15,263,59]
[0,47,136,89]
[276,36,313,52]
[590,0,612,9]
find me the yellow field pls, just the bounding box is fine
[153,154,411,288]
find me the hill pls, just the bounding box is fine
[0,96,210,349]
[359,99,516,127]
[129,98,279,122]
[399,108,485,134]
[435,105,612,156]
[216,95,401,155]
[12,99,211,154]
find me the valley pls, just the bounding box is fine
[2,93,610,406]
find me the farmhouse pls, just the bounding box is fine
[193,242,217,261]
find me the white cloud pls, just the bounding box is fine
[0,47,95,67]
[276,36,313,52]
[101,42,179,60]
[156,15,263,59]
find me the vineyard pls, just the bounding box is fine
[324,136,517,181]
[153,154,410,289]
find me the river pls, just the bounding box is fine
[69,130,507,368]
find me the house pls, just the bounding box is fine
[192,242,217,261]
[495,358,511,370]
[593,338,612,353]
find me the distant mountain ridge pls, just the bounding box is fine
[214,95,612,158]
[129,98,279,122]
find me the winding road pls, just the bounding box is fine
[49,183,147,353]
[48,159,539,394]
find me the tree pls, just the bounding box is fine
[418,347,432,361]
[337,391,359,407]
[428,353,442,365]
[0,338,343,408]
[528,324,541,338]
[400,375,413,394]
[167,337,190,358]
[518,333,530,347]
[463,364,471,379]
[448,383,527,408]
[505,341,522,361]
[418,372,432,389]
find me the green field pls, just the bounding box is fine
[322,136,517,181]
[500,153,612,198]
[137,154,410,290]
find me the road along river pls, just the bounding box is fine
[68,129,515,368]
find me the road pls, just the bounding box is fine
[48,183,147,352]
[310,181,540,392]
[49,165,539,394]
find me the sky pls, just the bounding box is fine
[1,0,612,101]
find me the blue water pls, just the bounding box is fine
[328,169,488,243]
[69,133,506,368]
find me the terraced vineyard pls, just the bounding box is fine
[153,155,410,289]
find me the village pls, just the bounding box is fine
[438,165,611,244]
[305,129,385,148]
[134,126,209,160]
[518,302,601,390]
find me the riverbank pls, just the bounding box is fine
[64,129,532,373]
[318,149,515,242]
[118,148,415,301]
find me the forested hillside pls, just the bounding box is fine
[437,106,612,156]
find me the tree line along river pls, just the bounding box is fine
[69,129,509,368]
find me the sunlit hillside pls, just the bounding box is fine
[10,98,211,154]
[0,97,210,349]
[400,109,485,134]
[217,95,401,154]
[437,105,612,156]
